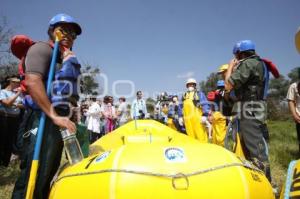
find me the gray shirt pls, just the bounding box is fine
[25,42,58,79]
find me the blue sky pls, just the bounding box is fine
[2,0,300,99]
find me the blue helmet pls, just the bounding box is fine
[232,42,241,54]
[49,13,82,35]
[217,80,225,87]
[233,40,255,54]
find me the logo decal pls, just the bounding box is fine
[95,151,110,163]
[165,147,186,163]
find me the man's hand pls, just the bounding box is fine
[293,113,300,124]
[52,116,76,133]
[229,58,239,71]
[225,58,239,91]
[13,87,22,93]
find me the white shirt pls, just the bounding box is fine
[86,102,101,134]
[118,102,128,123]
[0,89,22,116]
[131,98,147,118]
[287,82,300,116]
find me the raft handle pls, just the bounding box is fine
[172,173,189,190]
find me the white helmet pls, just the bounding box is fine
[186,78,197,86]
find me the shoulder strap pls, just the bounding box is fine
[194,91,200,101]
[182,92,187,101]
[262,60,269,100]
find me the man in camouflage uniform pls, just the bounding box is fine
[225,40,271,182]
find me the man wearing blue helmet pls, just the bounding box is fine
[225,40,271,182]
[12,14,82,199]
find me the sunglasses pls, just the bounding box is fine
[58,27,77,40]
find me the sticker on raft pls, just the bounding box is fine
[164,147,186,163]
[95,151,111,163]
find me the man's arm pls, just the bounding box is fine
[26,73,76,132]
[199,92,210,116]
[288,100,300,123]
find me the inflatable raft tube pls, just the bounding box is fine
[49,120,274,199]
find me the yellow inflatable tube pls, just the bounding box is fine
[49,120,274,199]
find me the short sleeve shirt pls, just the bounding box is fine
[287,82,300,116]
[25,42,53,79]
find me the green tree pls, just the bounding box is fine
[0,16,17,84]
[80,63,100,97]
[267,75,290,120]
[268,75,290,100]
[0,61,18,84]
[199,72,219,94]
[146,97,156,115]
[287,67,300,83]
[0,16,14,64]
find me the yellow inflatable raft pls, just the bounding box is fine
[49,120,274,199]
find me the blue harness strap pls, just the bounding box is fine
[262,61,269,100]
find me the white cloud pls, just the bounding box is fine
[176,71,195,79]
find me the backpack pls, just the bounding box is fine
[10,35,53,93]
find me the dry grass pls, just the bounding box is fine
[0,160,20,199]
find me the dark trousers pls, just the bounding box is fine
[12,109,64,199]
[296,123,300,153]
[239,111,271,182]
[89,131,101,143]
[12,109,25,155]
[0,115,20,167]
[172,119,186,134]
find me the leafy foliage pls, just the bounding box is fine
[0,16,17,85]
[199,72,219,94]
[79,63,100,97]
[0,16,14,65]
[287,67,300,83]
[146,97,156,114]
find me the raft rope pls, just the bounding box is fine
[54,160,262,190]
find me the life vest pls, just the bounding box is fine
[51,54,81,105]
[237,56,279,101]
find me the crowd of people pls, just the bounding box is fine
[1,12,300,198]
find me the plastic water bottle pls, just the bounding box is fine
[61,129,84,165]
